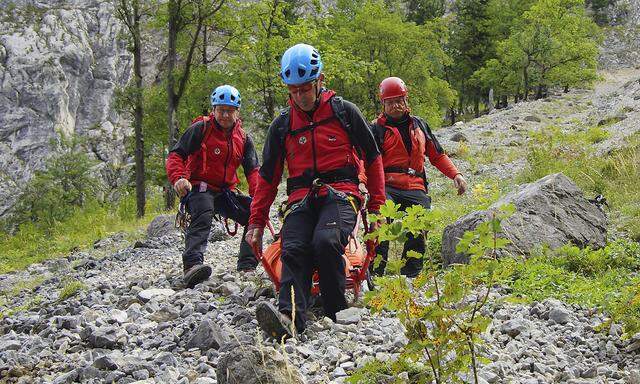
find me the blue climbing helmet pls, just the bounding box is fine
[210,85,241,108]
[280,43,323,85]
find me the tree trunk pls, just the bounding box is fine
[449,106,456,125]
[523,67,529,101]
[202,26,207,65]
[165,0,179,210]
[262,0,279,121]
[473,97,480,118]
[536,84,543,99]
[487,88,494,111]
[132,1,146,218]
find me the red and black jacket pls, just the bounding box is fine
[372,114,459,191]
[249,90,385,228]
[166,114,260,195]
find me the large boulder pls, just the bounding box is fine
[216,343,304,384]
[146,214,179,238]
[442,173,607,266]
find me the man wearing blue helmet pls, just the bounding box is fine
[166,85,260,287]
[246,44,386,339]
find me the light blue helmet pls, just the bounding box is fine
[280,43,323,85]
[210,85,241,108]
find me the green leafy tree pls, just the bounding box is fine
[116,0,150,218]
[162,0,226,208]
[495,0,600,100]
[323,0,454,125]
[448,0,495,117]
[404,0,448,24]
[472,0,601,103]
[227,0,293,128]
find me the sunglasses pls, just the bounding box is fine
[287,81,316,94]
[215,107,238,116]
[383,97,407,107]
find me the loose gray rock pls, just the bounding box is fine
[153,352,178,367]
[137,288,175,303]
[54,316,80,330]
[216,343,304,384]
[549,307,571,325]
[500,318,530,338]
[53,369,78,384]
[94,355,118,370]
[186,319,229,350]
[524,115,541,122]
[451,132,469,142]
[336,307,366,325]
[146,215,179,238]
[442,173,607,265]
[81,326,119,349]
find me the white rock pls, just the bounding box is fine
[137,289,175,303]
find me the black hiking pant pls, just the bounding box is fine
[373,186,431,278]
[278,190,357,332]
[183,189,257,272]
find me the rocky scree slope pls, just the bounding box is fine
[1,201,640,383]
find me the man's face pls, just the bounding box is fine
[383,96,408,119]
[288,75,323,112]
[213,105,239,129]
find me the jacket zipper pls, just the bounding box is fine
[223,132,232,187]
[311,126,318,175]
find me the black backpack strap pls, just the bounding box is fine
[330,96,364,158]
[277,107,291,148]
[413,117,444,154]
[287,115,337,137]
[370,122,386,155]
[330,96,351,132]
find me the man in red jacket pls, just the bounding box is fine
[245,44,385,339]
[166,85,260,288]
[371,77,467,277]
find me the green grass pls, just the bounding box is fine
[58,281,87,301]
[347,356,431,384]
[0,191,166,274]
[0,276,46,318]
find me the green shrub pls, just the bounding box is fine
[586,126,610,143]
[58,281,86,301]
[503,238,640,333]
[347,356,430,384]
[7,135,102,231]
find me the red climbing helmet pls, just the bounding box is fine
[379,77,408,101]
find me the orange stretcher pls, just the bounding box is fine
[258,201,377,301]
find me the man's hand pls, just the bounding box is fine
[245,226,265,259]
[369,219,383,233]
[453,174,467,195]
[174,178,192,197]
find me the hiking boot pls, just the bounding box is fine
[183,264,212,288]
[256,301,294,341]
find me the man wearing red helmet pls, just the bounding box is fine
[372,77,467,277]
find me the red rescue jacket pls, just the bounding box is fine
[373,114,459,191]
[165,115,260,195]
[249,90,385,228]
